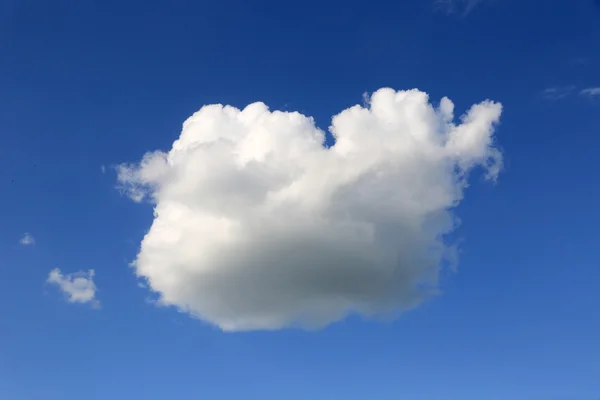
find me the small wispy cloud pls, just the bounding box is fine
[580,87,600,97]
[47,268,100,308]
[541,86,576,101]
[19,232,35,246]
[434,0,489,16]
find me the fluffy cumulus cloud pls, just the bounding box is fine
[19,232,35,245]
[47,268,99,307]
[118,88,503,331]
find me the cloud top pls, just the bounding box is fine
[47,268,99,307]
[118,88,502,331]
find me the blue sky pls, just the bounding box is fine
[1,0,600,399]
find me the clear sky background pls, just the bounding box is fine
[1,0,600,399]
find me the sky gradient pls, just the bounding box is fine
[1,0,600,399]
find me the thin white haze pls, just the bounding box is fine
[118,88,503,331]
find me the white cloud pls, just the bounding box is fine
[580,87,600,97]
[118,88,503,331]
[47,268,99,307]
[19,232,35,246]
[434,0,489,16]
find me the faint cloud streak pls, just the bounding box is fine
[434,0,490,16]
[541,86,576,101]
[580,87,600,97]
